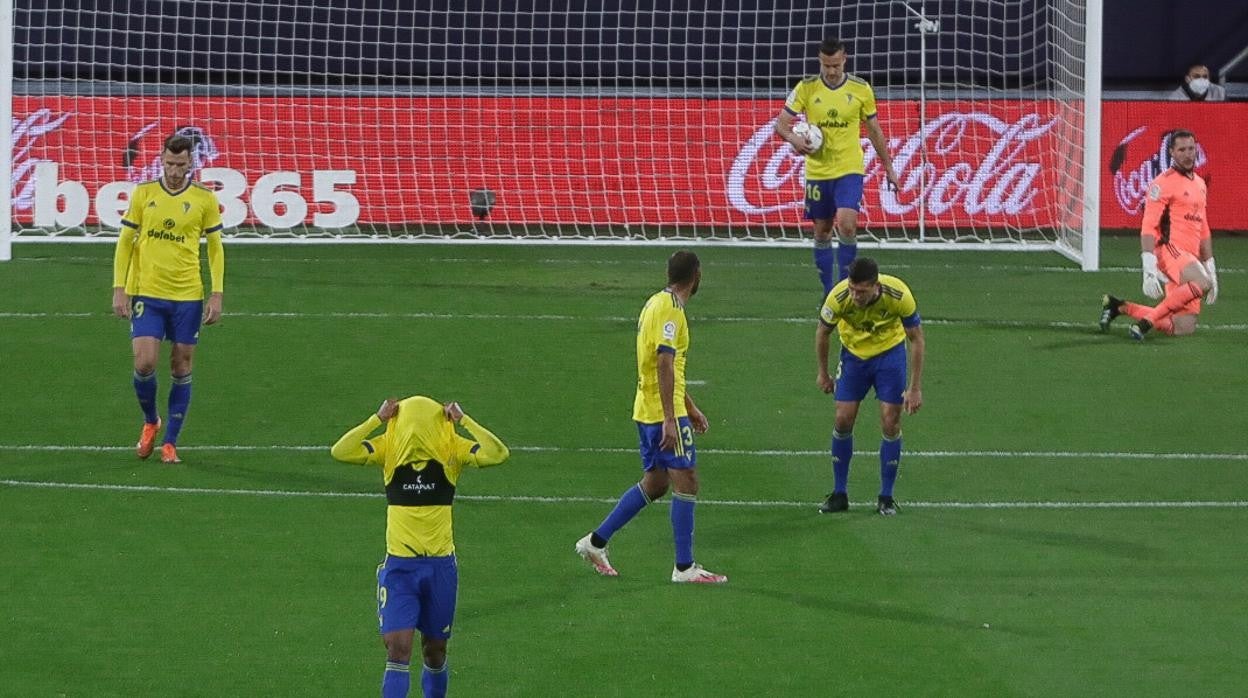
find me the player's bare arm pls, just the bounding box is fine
[815,321,836,394]
[657,351,679,451]
[903,325,925,415]
[684,394,708,434]
[865,117,900,190]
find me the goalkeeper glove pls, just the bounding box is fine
[1141,252,1164,299]
[1204,257,1219,305]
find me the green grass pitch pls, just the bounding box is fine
[2,237,1247,696]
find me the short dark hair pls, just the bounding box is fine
[1167,129,1196,152]
[847,257,879,284]
[163,134,193,155]
[667,250,700,285]
[819,37,845,56]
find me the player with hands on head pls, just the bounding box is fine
[331,394,509,698]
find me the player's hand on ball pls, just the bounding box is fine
[377,398,400,421]
[443,401,464,423]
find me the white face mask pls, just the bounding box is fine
[1189,77,1211,94]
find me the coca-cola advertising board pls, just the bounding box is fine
[1101,101,1243,231]
[10,97,1244,231]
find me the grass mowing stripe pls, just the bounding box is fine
[4,478,1247,509]
[2,443,1245,460]
[1,310,1245,332]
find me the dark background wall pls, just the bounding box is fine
[14,1,1248,90]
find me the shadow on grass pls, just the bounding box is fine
[934,517,1162,562]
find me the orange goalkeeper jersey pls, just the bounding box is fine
[1141,168,1210,256]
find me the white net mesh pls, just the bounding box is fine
[10,1,1095,258]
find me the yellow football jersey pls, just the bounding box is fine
[330,396,510,557]
[784,73,879,180]
[114,180,224,301]
[819,274,919,359]
[632,289,689,423]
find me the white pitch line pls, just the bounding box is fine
[1,310,1246,332]
[0,443,1244,461]
[2,478,1246,510]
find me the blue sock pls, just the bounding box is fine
[594,483,651,543]
[422,662,449,698]
[382,660,410,698]
[813,243,836,297]
[133,370,158,423]
[880,434,902,497]
[164,373,192,446]
[836,237,858,282]
[831,429,853,494]
[671,491,696,568]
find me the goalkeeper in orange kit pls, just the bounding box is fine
[1099,129,1219,339]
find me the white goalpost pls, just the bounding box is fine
[5,1,1101,269]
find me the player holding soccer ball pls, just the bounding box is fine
[331,396,510,698]
[815,257,924,516]
[774,37,901,297]
[1099,129,1219,340]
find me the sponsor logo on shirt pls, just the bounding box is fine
[146,229,186,243]
[401,474,438,493]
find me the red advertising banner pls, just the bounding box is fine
[1100,102,1244,231]
[10,97,1245,231]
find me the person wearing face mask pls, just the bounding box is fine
[1169,64,1226,102]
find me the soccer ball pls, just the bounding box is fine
[793,122,824,152]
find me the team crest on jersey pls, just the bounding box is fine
[662,321,677,340]
[183,202,191,213]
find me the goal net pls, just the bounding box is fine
[6,1,1100,268]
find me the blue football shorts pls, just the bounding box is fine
[636,415,697,471]
[130,296,202,345]
[834,342,908,404]
[803,174,865,220]
[376,554,458,639]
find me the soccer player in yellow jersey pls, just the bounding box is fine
[111,134,225,464]
[815,258,924,516]
[775,37,901,297]
[575,251,727,584]
[331,395,509,698]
